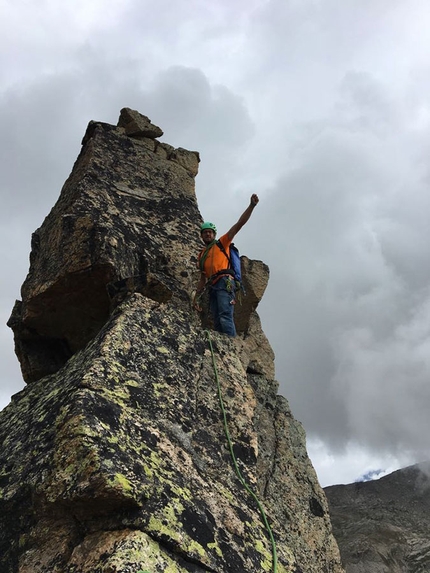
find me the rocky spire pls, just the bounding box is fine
[1,109,344,572]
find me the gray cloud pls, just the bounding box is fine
[246,66,430,469]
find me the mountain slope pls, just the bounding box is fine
[325,462,430,573]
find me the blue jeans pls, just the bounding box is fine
[209,276,236,337]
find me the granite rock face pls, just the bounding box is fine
[325,462,430,573]
[8,109,202,384]
[2,109,344,573]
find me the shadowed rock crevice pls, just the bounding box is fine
[1,109,344,573]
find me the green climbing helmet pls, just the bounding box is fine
[200,221,217,235]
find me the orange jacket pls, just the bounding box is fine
[198,233,231,279]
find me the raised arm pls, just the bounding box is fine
[227,194,259,240]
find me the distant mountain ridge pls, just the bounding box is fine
[325,461,430,573]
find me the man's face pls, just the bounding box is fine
[201,229,215,244]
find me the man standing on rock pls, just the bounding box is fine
[193,194,259,337]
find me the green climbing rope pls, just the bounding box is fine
[205,330,278,573]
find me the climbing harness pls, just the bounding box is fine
[198,239,217,272]
[224,274,235,294]
[205,330,278,573]
[194,274,236,310]
[198,239,245,300]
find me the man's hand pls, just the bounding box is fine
[194,276,206,312]
[227,193,260,240]
[193,291,203,312]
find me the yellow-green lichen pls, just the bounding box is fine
[147,515,181,542]
[217,484,235,503]
[168,483,193,502]
[253,539,273,572]
[147,511,208,564]
[152,382,170,398]
[125,378,141,387]
[156,346,169,354]
[207,541,223,557]
[107,472,134,493]
[184,539,207,559]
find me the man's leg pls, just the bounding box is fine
[209,288,222,332]
[214,279,236,337]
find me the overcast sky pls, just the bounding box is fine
[2,0,430,487]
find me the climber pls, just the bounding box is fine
[193,194,259,336]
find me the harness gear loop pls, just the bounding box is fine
[205,329,278,573]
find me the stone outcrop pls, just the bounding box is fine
[325,462,430,573]
[1,109,344,572]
